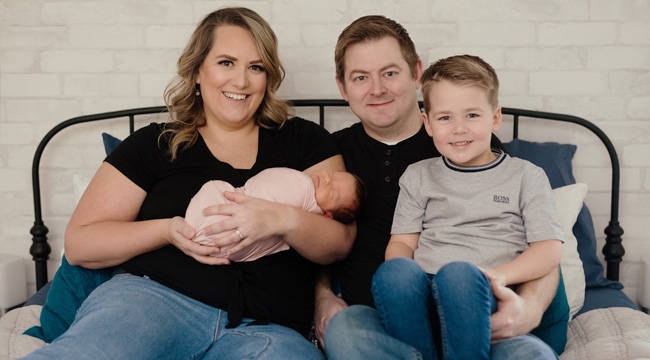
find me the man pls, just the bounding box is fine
[315,15,561,359]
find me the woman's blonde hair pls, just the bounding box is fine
[162,7,291,160]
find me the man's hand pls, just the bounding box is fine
[314,289,348,349]
[490,280,532,342]
[490,267,559,343]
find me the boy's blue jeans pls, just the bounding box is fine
[325,258,558,360]
[372,259,497,360]
[21,273,324,360]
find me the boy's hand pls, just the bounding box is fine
[480,267,506,287]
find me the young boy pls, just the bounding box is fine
[186,167,366,261]
[371,55,568,359]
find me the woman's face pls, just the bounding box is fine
[196,25,267,128]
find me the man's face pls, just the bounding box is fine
[336,36,422,140]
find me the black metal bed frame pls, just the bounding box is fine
[29,99,624,290]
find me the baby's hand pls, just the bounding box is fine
[480,267,506,287]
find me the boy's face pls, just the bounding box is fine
[310,170,357,216]
[336,36,422,140]
[422,80,502,167]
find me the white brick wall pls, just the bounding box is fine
[1,0,649,305]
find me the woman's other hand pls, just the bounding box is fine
[168,216,231,265]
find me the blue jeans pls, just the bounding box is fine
[325,306,557,360]
[372,259,498,360]
[325,258,558,360]
[21,273,323,360]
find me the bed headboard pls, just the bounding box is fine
[29,100,624,289]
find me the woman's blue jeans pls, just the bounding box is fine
[20,273,323,360]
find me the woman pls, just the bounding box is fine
[23,7,353,359]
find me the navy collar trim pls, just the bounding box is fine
[442,149,506,173]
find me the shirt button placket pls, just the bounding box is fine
[383,149,393,185]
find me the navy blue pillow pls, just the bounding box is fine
[576,287,638,317]
[102,132,122,155]
[503,139,577,188]
[23,281,51,306]
[503,139,622,290]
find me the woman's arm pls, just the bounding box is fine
[64,162,226,268]
[204,155,356,265]
[283,155,356,263]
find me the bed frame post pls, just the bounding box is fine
[604,222,624,281]
[29,222,50,290]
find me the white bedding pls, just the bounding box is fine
[560,307,650,360]
[0,306,44,360]
[2,305,650,359]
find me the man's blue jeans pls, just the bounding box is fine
[21,273,324,360]
[325,258,558,360]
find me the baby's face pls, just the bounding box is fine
[310,170,357,214]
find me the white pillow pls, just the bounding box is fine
[73,174,92,204]
[552,183,588,318]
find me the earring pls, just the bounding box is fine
[195,85,200,96]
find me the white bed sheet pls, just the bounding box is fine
[560,307,650,360]
[0,305,45,360]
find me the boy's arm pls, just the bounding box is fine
[490,239,562,286]
[491,266,560,341]
[385,233,419,260]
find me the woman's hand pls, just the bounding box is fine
[167,216,231,265]
[198,191,287,255]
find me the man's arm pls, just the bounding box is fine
[490,266,560,342]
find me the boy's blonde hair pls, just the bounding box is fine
[421,55,499,113]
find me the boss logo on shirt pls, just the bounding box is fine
[493,195,510,204]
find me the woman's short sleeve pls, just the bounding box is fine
[104,123,167,192]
